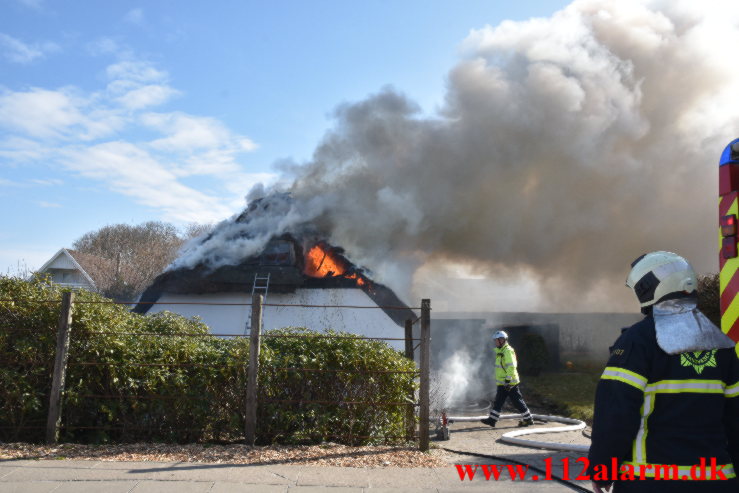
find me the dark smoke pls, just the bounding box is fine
[177,1,739,311]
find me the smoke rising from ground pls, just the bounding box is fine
[433,350,487,409]
[175,1,739,311]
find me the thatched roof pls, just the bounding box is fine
[132,238,415,327]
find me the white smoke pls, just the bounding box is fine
[169,191,320,271]
[171,0,739,311]
[435,350,486,408]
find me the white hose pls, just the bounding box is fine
[446,413,590,453]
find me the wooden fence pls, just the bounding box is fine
[42,293,432,450]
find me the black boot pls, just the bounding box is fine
[480,417,497,427]
[517,418,534,427]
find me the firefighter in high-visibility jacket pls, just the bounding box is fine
[589,251,739,493]
[481,330,534,427]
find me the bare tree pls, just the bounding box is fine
[183,222,214,240]
[72,221,212,302]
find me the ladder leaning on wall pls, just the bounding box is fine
[252,273,270,302]
[245,273,270,335]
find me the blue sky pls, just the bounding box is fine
[0,0,570,274]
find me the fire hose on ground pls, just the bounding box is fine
[444,412,590,453]
[436,401,593,492]
[439,398,590,453]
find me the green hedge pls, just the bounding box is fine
[0,276,417,445]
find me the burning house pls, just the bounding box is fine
[133,197,415,349]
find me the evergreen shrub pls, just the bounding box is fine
[0,276,416,445]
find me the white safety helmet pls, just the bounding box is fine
[626,251,697,312]
[493,330,508,340]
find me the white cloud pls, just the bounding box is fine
[138,112,260,181]
[0,33,59,64]
[142,112,234,151]
[87,37,121,56]
[223,172,278,198]
[116,84,180,110]
[124,8,145,26]
[0,136,50,161]
[104,60,179,109]
[15,0,44,11]
[0,87,123,140]
[107,60,166,83]
[31,178,63,186]
[62,142,234,223]
[0,177,63,189]
[0,88,84,138]
[38,201,61,208]
[0,56,269,225]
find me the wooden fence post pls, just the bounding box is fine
[405,319,413,360]
[419,299,431,452]
[46,291,74,444]
[404,319,415,441]
[245,293,263,445]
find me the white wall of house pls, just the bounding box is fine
[47,254,77,270]
[146,288,407,350]
[46,269,90,287]
[145,292,250,334]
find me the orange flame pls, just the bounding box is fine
[304,243,369,289]
[304,244,347,277]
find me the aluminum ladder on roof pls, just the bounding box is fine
[251,273,270,303]
[245,273,270,335]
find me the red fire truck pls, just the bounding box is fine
[717,138,739,352]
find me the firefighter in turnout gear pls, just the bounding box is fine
[481,330,534,427]
[589,252,739,493]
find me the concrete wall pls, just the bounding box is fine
[431,311,642,371]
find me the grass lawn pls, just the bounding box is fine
[524,369,602,425]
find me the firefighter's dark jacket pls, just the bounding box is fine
[588,315,739,479]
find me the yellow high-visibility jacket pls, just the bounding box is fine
[495,343,520,386]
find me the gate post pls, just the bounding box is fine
[245,293,263,445]
[46,291,74,444]
[419,299,431,451]
[404,319,415,441]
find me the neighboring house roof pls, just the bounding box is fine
[36,248,116,291]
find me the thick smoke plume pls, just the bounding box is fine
[176,0,739,311]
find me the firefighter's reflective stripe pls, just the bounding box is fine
[633,393,655,464]
[727,382,739,398]
[601,367,647,391]
[621,461,736,479]
[632,380,728,465]
[645,380,726,394]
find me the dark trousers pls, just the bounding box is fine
[490,384,530,420]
